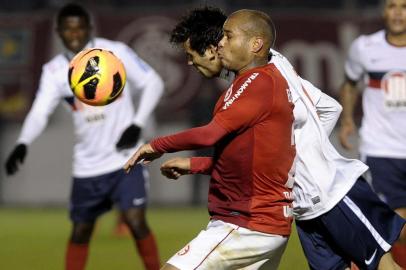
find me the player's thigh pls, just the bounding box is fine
[366,156,406,210]
[70,171,118,222]
[323,177,404,270]
[296,219,349,270]
[167,219,288,270]
[112,164,148,211]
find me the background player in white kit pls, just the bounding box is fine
[339,0,406,267]
[4,4,163,270]
[163,7,405,270]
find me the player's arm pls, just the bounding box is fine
[124,119,227,172]
[270,49,342,135]
[338,37,364,150]
[160,156,213,180]
[338,78,359,149]
[116,44,164,150]
[5,66,62,175]
[300,78,342,136]
[124,71,270,172]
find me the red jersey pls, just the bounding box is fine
[209,63,295,235]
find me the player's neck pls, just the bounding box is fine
[237,58,268,76]
[386,32,406,47]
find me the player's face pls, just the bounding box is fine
[384,0,406,35]
[58,16,91,53]
[183,39,222,78]
[218,16,251,73]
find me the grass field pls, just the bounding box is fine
[0,207,309,269]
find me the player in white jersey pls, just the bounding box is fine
[339,0,406,267]
[4,4,162,270]
[160,7,405,270]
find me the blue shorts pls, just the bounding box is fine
[69,164,148,223]
[366,156,406,209]
[296,177,405,270]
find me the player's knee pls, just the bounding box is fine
[123,209,150,238]
[127,216,150,238]
[70,223,94,244]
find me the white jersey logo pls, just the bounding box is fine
[382,71,406,111]
[223,84,234,102]
[222,73,259,110]
[80,102,106,123]
[364,249,377,265]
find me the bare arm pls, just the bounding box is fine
[160,156,213,180]
[338,78,359,150]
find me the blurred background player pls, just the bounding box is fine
[339,0,406,267]
[125,9,296,270]
[167,6,405,270]
[4,3,163,270]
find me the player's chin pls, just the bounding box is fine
[67,42,85,53]
[219,59,231,70]
[197,68,215,78]
[390,26,406,35]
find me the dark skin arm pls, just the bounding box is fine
[338,78,359,150]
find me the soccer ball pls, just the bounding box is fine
[68,48,126,106]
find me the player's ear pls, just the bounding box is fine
[251,37,264,53]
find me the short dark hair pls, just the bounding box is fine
[57,3,91,27]
[170,6,226,55]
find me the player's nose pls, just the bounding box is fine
[218,37,225,48]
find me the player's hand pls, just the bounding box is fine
[160,157,191,180]
[5,144,27,175]
[116,124,141,150]
[124,143,162,173]
[339,119,356,150]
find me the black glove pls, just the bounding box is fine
[5,144,27,175]
[116,124,141,150]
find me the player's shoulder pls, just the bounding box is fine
[258,63,287,83]
[93,37,130,53]
[42,54,68,73]
[352,30,385,49]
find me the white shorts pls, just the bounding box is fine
[167,219,289,270]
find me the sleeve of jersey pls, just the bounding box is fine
[150,119,228,153]
[344,37,364,82]
[214,71,273,133]
[300,78,342,136]
[17,66,62,145]
[190,157,214,175]
[315,92,342,136]
[119,44,164,127]
[300,78,321,104]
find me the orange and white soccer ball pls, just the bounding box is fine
[68,48,126,106]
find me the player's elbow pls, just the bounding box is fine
[151,72,165,97]
[335,102,343,114]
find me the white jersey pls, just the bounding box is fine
[17,38,164,177]
[345,30,406,158]
[270,49,368,220]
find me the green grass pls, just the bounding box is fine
[0,207,308,269]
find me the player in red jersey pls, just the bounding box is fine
[125,9,296,270]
